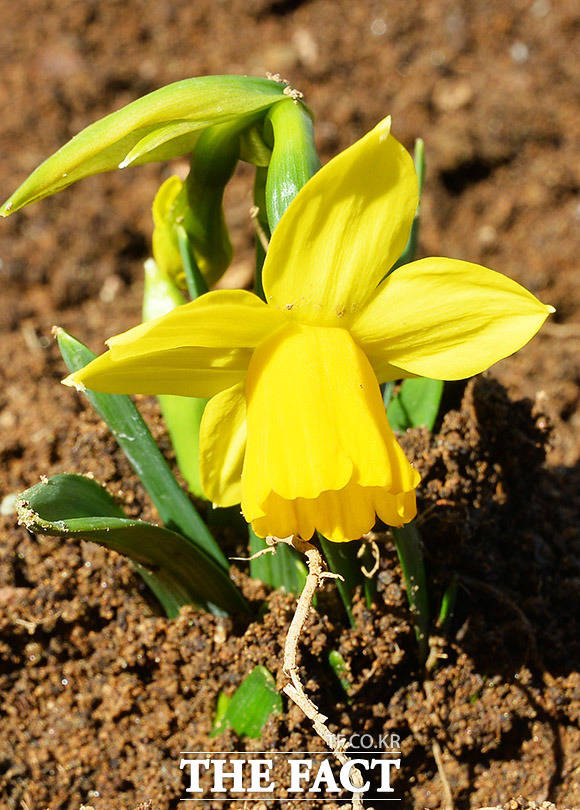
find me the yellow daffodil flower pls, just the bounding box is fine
[64,117,553,543]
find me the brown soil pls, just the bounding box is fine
[0,1,578,809]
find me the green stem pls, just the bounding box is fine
[263,99,320,231]
[248,525,307,595]
[438,576,458,632]
[176,224,209,300]
[318,534,360,627]
[328,650,353,702]
[253,166,270,300]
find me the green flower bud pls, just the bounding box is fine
[1,75,289,216]
[263,99,320,231]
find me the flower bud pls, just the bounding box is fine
[1,75,289,216]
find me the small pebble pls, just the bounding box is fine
[370,18,387,37]
[510,42,529,64]
[531,0,550,18]
[478,225,498,248]
[1,493,18,516]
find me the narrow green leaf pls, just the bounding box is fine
[252,166,270,301]
[176,225,210,300]
[383,141,433,661]
[319,535,377,625]
[318,534,364,627]
[211,692,232,735]
[249,526,307,595]
[119,121,204,168]
[387,378,444,432]
[392,523,430,662]
[437,577,458,632]
[1,76,289,216]
[211,666,282,739]
[16,474,249,618]
[263,99,320,230]
[382,380,395,408]
[328,650,352,700]
[56,328,227,570]
[159,395,208,498]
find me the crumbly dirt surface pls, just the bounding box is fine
[0,1,578,809]
[1,380,579,810]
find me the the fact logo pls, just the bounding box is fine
[179,734,402,802]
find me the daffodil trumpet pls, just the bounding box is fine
[65,116,553,544]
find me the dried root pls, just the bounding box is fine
[276,535,366,810]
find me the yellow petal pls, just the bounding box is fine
[63,344,251,397]
[199,382,247,507]
[241,322,419,541]
[261,117,418,326]
[352,257,554,381]
[107,289,286,360]
[251,485,417,544]
[369,361,418,385]
[64,289,286,397]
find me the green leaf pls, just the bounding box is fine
[328,650,352,700]
[118,121,204,168]
[211,691,232,734]
[318,534,375,627]
[437,576,458,632]
[176,225,210,300]
[392,523,430,662]
[248,526,307,595]
[159,395,208,499]
[56,328,227,570]
[16,474,249,618]
[211,665,282,739]
[382,380,395,408]
[252,166,270,300]
[1,75,289,216]
[387,378,444,432]
[263,99,320,231]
